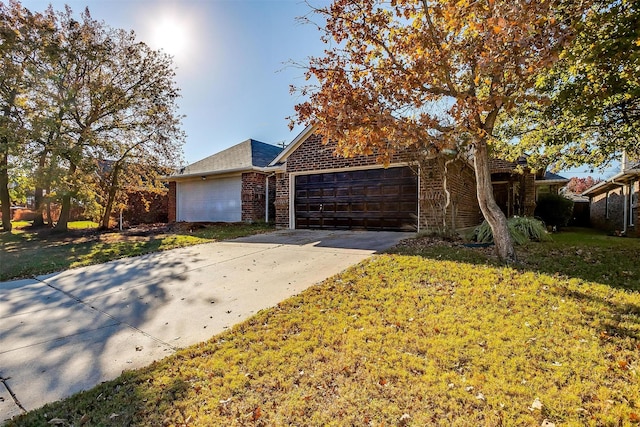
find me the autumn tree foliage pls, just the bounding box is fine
[565,176,602,194]
[498,0,639,172]
[0,1,50,231]
[292,0,586,262]
[0,2,184,232]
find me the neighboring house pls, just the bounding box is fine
[582,154,640,236]
[166,139,282,223]
[536,171,570,201]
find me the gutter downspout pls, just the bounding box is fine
[609,178,628,234]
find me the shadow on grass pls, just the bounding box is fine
[0,247,203,422]
[387,227,640,291]
[0,222,275,282]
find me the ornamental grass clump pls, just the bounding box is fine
[473,216,550,245]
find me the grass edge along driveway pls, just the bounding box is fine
[0,222,273,281]
[8,229,640,426]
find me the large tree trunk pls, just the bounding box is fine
[1,100,13,232]
[55,162,76,232]
[0,148,11,232]
[56,193,71,231]
[100,163,121,230]
[32,186,46,227]
[32,151,49,227]
[473,139,516,263]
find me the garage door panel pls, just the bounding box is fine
[177,177,241,222]
[294,167,417,231]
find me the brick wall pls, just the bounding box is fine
[267,174,277,223]
[591,188,625,232]
[419,158,481,232]
[167,181,176,223]
[522,172,536,216]
[241,172,267,223]
[274,172,290,228]
[590,181,639,237]
[275,132,482,231]
[286,133,409,172]
[490,158,520,174]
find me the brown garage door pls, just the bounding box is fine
[295,167,417,231]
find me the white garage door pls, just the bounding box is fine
[176,176,242,222]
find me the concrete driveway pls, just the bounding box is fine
[0,229,412,422]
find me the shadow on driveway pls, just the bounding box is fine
[1,229,412,422]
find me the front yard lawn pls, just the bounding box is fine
[8,228,640,426]
[0,222,273,281]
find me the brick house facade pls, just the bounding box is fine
[241,172,277,223]
[270,128,482,232]
[584,171,639,237]
[166,127,558,231]
[489,158,537,218]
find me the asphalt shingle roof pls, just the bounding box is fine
[542,171,569,181]
[176,139,282,176]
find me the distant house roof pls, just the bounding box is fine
[168,139,282,180]
[534,171,569,186]
[543,171,567,181]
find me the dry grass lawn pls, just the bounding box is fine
[6,229,640,426]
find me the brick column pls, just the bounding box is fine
[241,172,266,222]
[274,172,290,228]
[523,172,536,217]
[168,181,176,223]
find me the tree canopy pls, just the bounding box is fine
[497,0,640,171]
[293,0,588,262]
[0,1,184,232]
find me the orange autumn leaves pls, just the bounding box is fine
[293,0,584,155]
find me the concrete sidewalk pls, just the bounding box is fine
[0,229,412,422]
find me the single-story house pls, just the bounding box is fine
[167,126,569,232]
[264,126,478,231]
[166,139,282,223]
[268,126,561,232]
[582,154,640,236]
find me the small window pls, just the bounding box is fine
[605,191,610,219]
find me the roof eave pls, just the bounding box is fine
[163,166,273,181]
[582,168,640,196]
[534,179,569,186]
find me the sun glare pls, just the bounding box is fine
[151,15,188,56]
[142,7,198,65]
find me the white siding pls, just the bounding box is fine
[176,176,242,222]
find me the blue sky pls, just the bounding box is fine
[20,0,619,179]
[22,0,328,165]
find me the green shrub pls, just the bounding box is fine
[534,193,574,228]
[472,216,551,245]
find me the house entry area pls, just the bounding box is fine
[294,166,418,231]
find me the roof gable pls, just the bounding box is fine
[268,125,316,166]
[176,139,282,177]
